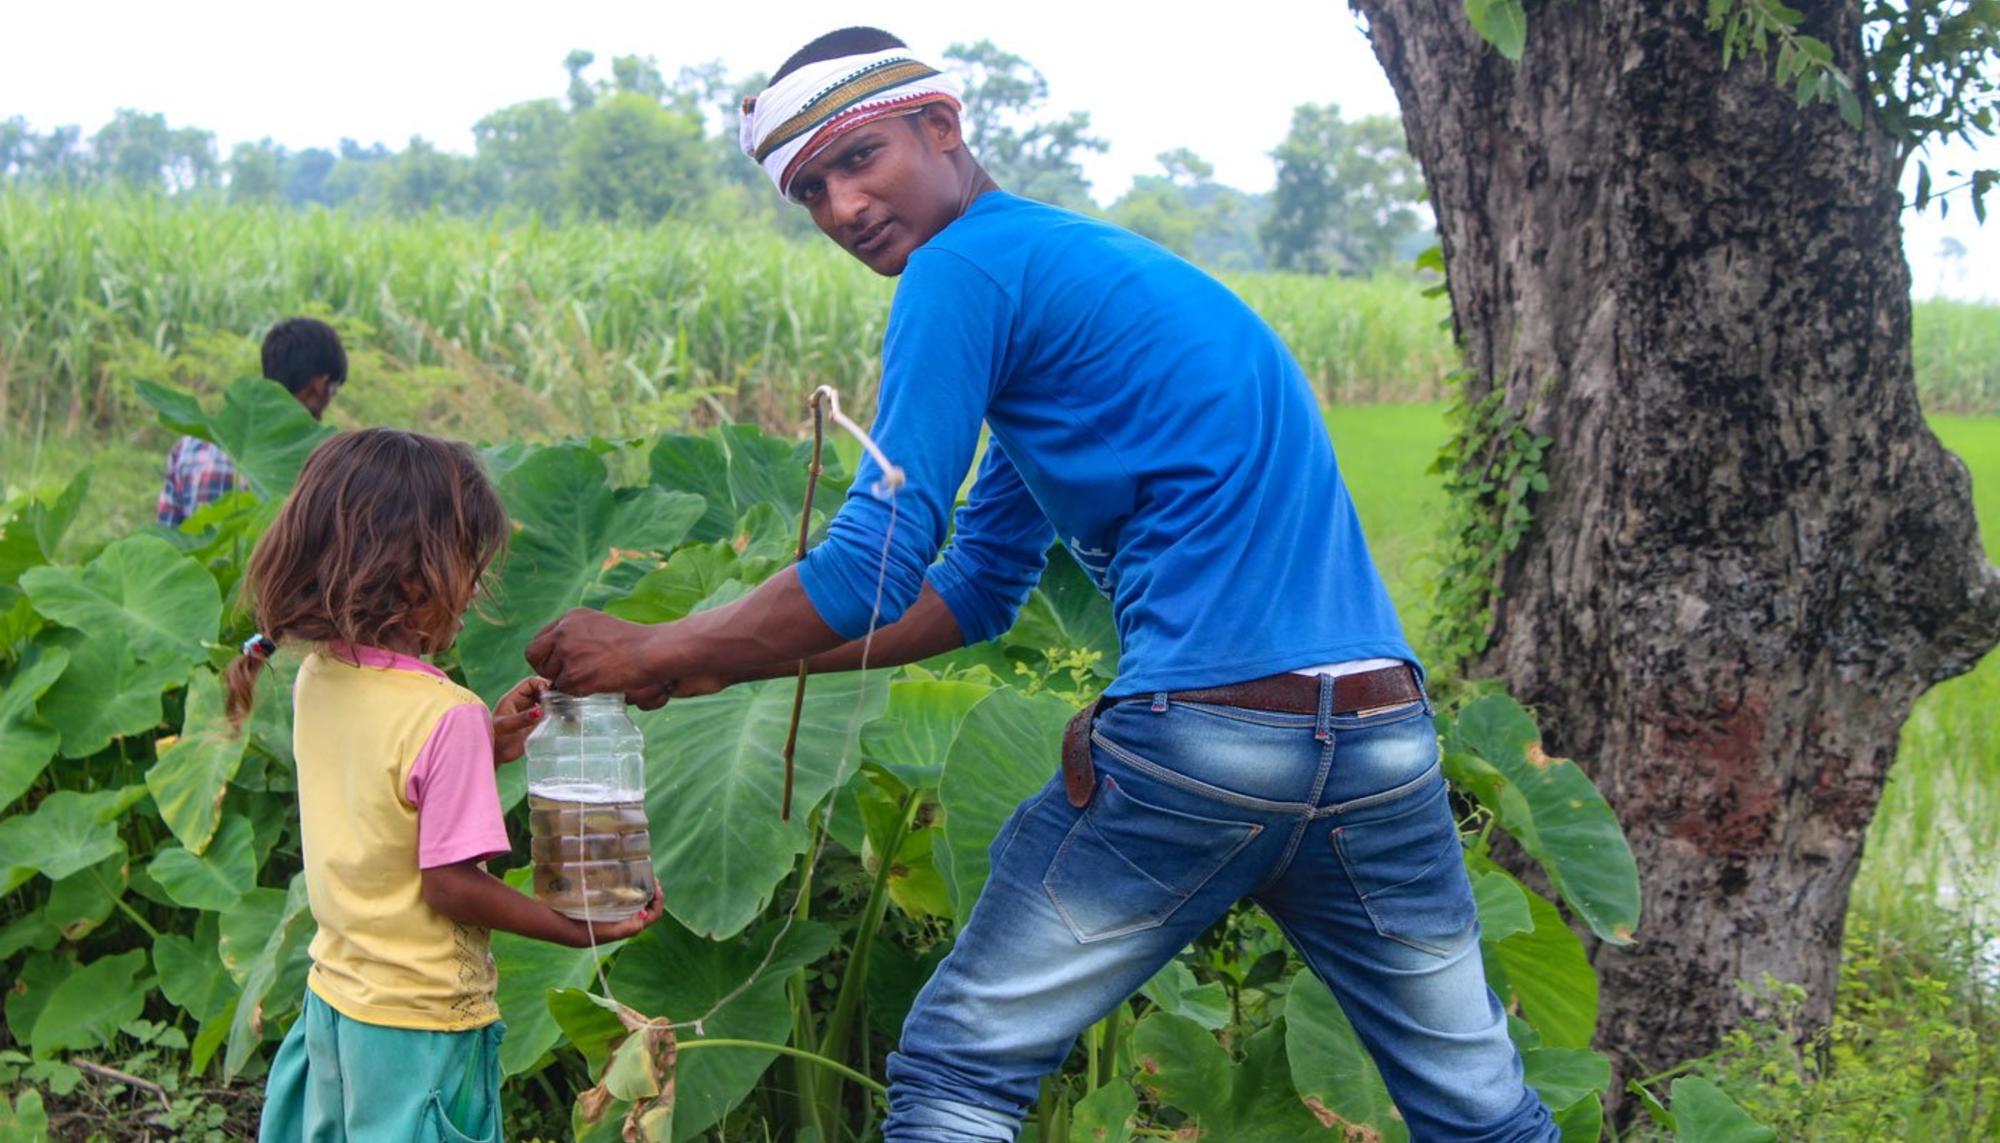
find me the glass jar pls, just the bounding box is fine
[523,692,654,922]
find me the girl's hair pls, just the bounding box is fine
[225,428,507,726]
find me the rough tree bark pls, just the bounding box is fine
[1347,0,2000,1086]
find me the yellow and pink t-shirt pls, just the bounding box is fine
[291,644,511,1031]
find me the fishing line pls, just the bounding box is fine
[669,384,903,1033]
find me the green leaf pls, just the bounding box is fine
[135,377,336,499]
[1131,1012,1235,1132]
[155,919,235,1024]
[150,814,257,910]
[43,850,128,942]
[0,1086,49,1140]
[1521,1047,1612,1112]
[0,644,69,808]
[4,953,68,1049]
[459,445,704,702]
[1629,1079,1675,1129]
[31,627,186,758]
[0,468,90,587]
[648,434,736,543]
[133,378,209,439]
[1285,972,1410,1142]
[1002,547,1120,678]
[1071,1081,1138,1143]
[0,912,59,961]
[0,786,146,893]
[1473,868,1534,941]
[1556,1093,1604,1143]
[146,670,250,853]
[1464,0,1529,61]
[20,534,219,672]
[857,787,953,920]
[607,543,777,626]
[495,933,625,1074]
[1486,886,1598,1049]
[1141,960,1232,1031]
[637,673,886,939]
[1132,1012,1335,1141]
[938,689,1072,926]
[1670,1078,1774,1142]
[29,949,149,1054]
[865,936,951,1043]
[608,918,836,1141]
[861,678,993,789]
[1445,695,1639,944]
[224,873,315,1077]
[722,425,819,529]
[732,502,797,563]
[600,1026,665,1102]
[548,988,629,1076]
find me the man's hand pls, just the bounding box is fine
[626,672,738,711]
[492,675,550,766]
[525,609,664,697]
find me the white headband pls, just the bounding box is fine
[740,48,964,198]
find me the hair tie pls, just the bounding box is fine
[241,633,277,660]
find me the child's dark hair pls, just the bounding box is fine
[262,317,348,394]
[225,428,507,726]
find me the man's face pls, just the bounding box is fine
[787,108,967,276]
[295,375,342,421]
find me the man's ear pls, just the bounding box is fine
[919,102,966,154]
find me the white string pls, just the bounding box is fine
[669,387,903,1031]
[811,385,905,495]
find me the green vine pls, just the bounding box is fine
[1423,380,1551,680]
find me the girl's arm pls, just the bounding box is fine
[420,862,662,948]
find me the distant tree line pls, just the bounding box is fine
[0,45,1429,275]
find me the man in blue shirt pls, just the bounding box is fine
[529,27,1556,1143]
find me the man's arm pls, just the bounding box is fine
[526,249,1023,698]
[526,568,966,702]
[618,581,967,707]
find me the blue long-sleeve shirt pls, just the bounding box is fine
[798,191,1414,695]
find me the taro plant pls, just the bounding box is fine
[0,375,1764,1141]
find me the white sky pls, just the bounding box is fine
[2,0,1994,300]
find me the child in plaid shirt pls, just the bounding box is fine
[157,317,348,526]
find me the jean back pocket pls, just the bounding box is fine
[1043,774,1260,943]
[1331,777,1477,957]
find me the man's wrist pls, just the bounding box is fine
[639,621,688,686]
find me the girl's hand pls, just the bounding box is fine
[566,885,666,946]
[492,675,550,766]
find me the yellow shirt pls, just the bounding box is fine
[292,646,502,1031]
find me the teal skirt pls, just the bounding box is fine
[258,990,506,1142]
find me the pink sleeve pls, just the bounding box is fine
[406,703,512,869]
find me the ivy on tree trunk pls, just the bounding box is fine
[1349,0,2000,1099]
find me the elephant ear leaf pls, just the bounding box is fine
[1443,694,1639,944]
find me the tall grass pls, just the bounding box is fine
[8,189,2000,441]
[1228,271,1460,403]
[0,189,1457,439]
[1851,413,2000,923]
[0,189,893,438]
[1915,300,2000,415]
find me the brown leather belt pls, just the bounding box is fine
[1060,664,1422,808]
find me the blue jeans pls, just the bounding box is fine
[884,680,1557,1142]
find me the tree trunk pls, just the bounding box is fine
[1348,0,2000,1090]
